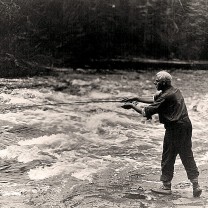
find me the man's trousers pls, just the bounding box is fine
[160,118,199,182]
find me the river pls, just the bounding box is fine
[0,69,207,207]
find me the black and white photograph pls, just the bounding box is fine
[0,0,207,207]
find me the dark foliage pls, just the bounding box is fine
[0,0,207,69]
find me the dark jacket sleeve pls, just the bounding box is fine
[144,96,165,119]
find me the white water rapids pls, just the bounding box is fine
[0,71,207,188]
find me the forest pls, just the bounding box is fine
[0,0,208,70]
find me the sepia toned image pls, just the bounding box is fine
[0,0,207,207]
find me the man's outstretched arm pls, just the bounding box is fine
[121,102,152,120]
[122,91,162,104]
[122,97,153,104]
[131,104,143,114]
[121,103,143,115]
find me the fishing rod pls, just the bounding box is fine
[3,98,130,111]
[71,99,124,104]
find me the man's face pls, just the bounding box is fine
[154,77,163,91]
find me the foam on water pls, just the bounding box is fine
[85,112,137,131]
[197,152,208,166]
[0,132,108,180]
[0,134,72,163]
[18,133,68,146]
[28,158,109,181]
[71,168,101,182]
[88,91,113,99]
[72,78,100,86]
[0,77,208,183]
[0,88,53,105]
[0,145,43,163]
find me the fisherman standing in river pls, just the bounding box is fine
[121,71,202,197]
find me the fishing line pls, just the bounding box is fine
[3,99,127,111]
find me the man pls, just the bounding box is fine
[121,71,202,197]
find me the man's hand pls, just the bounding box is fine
[122,96,154,104]
[120,102,134,109]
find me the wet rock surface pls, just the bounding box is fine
[0,70,207,207]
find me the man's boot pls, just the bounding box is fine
[191,178,202,197]
[151,181,172,195]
